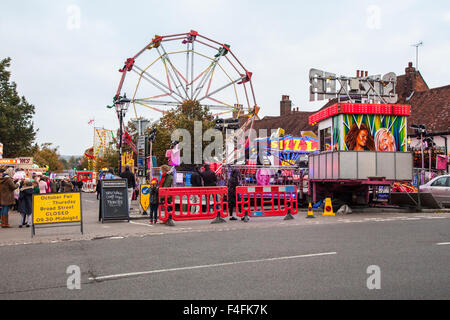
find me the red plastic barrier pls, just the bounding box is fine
[235,185,298,219]
[158,187,228,224]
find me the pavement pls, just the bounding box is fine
[1,192,449,247]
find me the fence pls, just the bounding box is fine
[82,181,95,193]
[235,185,298,221]
[158,186,228,226]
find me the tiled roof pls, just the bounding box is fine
[398,84,450,135]
[252,111,317,136]
[251,64,449,135]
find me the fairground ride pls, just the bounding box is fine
[111,30,259,168]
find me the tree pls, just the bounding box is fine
[0,57,37,157]
[32,143,65,172]
[145,100,215,170]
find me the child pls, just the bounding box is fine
[149,178,159,224]
[18,180,34,228]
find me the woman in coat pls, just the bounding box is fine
[0,168,19,228]
[18,180,34,228]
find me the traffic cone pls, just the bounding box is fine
[306,203,315,219]
[323,198,335,217]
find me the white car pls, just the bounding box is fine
[419,175,450,207]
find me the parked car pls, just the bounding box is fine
[419,175,450,207]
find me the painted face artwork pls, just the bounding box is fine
[375,128,396,152]
[355,129,369,151]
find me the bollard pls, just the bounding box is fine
[323,198,335,217]
[306,203,315,219]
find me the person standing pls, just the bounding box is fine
[159,165,174,218]
[159,165,174,188]
[104,168,116,180]
[38,176,48,194]
[63,178,74,192]
[201,164,218,212]
[228,169,240,221]
[18,180,34,228]
[32,180,40,194]
[190,165,203,213]
[0,168,19,228]
[201,164,217,187]
[119,164,136,212]
[149,178,159,224]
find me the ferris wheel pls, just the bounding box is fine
[112,30,260,167]
[113,30,258,121]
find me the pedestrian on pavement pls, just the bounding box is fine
[32,180,40,194]
[38,176,48,194]
[190,165,203,213]
[104,168,116,180]
[18,180,33,228]
[201,164,218,212]
[149,178,159,224]
[0,167,19,228]
[96,179,101,200]
[201,164,217,187]
[228,169,240,221]
[159,165,174,188]
[119,164,137,212]
[63,178,74,192]
[72,178,79,192]
[50,179,57,193]
[159,165,174,218]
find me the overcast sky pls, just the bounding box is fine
[1,0,449,155]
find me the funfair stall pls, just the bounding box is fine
[307,68,413,205]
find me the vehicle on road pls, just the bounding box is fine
[419,175,450,207]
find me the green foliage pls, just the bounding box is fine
[0,57,37,157]
[145,100,214,170]
[32,143,64,172]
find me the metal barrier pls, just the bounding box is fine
[82,181,95,193]
[235,185,298,221]
[158,187,229,226]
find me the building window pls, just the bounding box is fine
[320,127,332,151]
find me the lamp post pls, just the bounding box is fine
[115,95,131,174]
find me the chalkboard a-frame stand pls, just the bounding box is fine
[99,179,130,223]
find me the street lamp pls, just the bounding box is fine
[115,94,131,173]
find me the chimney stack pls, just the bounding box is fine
[280,95,292,116]
[405,62,417,97]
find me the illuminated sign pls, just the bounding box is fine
[309,69,398,104]
[0,159,18,165]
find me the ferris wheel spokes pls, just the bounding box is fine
[116,30,258,122]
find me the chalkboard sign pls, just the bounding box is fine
[99,179,130,223]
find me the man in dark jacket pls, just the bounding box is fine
[191,166,203,187]
[120,164,136,211]
[201,164,218,212]
[201,164,217,186]
[190,166,203,213]
[228,169,240,221]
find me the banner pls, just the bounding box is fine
[335,114,407,152]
